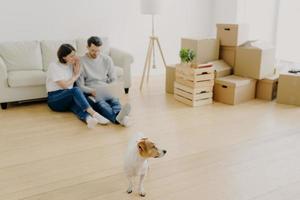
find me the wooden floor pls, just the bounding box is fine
[1,75,300,200]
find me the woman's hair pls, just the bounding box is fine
[87,36,102,47]
[57,44,76,64]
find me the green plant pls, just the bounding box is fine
[179,48,195,63]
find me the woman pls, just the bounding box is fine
[46,44,109,128]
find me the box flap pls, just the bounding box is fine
[280,71,300,78]
[216,24,239,28]
[166,64,176,68]
[261,73,279,83]
[181,36,216,41]
[211,60,232,72]
[239,40,274,50]
[215,75,254,87]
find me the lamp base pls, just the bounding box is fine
[140,36,167,90]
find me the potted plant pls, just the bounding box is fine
[179,48,195,67]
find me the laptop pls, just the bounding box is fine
[94,82,122,101]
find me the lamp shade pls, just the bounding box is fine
[140,0,162,15]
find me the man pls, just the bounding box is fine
[77,36,131,127]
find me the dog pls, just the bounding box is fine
[124,132,167,197]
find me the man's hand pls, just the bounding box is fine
[91,91,96,97]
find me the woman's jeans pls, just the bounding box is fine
[48,87,91,121]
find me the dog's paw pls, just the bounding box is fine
[126,189,132,194]
[139,192,146,197]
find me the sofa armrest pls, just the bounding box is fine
[110,47,134,67]
[110,48,134,89]
[0,57,8,88]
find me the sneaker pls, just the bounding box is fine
[116,103,131,123]
[86,116,98,129]
[119,116,131,127]
[93,113,109,125]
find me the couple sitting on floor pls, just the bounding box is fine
[46,36,131,128]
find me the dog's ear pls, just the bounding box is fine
[137,140,147,152]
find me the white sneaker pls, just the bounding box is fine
[119,116,131,127]
[93,113,109,125]
[116,103,131,123]
[86,116,98,129]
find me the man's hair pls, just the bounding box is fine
[87,36,102,47]
[57,44,76,64]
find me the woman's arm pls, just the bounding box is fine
[56,58,81,89]
[56,76,78,89]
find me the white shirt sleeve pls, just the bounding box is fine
[48,63,66,82]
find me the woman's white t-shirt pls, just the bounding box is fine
[46,62,73,92]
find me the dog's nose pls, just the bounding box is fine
[163,150,167,154]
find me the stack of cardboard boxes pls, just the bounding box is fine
[215,24,279,104]
[167,23,298,106]
[217,24,249,68]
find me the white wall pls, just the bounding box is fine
[276,0,300,62]
[212,0,279,44]
[0,0,214,76]
[212,0,238,28]
[237,0,279,44]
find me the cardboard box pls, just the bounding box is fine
[165,64,176,94]
[181,38,220,65]
[216,24,249,46]
[211,60,233,78]
[214,75,257,105]
[174,82,213,107]
[219,45,236,68]
[175,63,214,88]
[256,73,279,101]
[235,41,275,80]
[277,72,300,106]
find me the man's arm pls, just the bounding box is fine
[107,57,117,83]
[76,66,95,95]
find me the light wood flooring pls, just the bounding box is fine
[0,75,300,200]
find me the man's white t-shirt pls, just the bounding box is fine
[46,62,73,92]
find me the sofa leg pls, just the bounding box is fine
[124,88,129,94]
[1,103,8,110]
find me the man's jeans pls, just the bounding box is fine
[86,95,121,124]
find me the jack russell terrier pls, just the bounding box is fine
[124,132,167,197]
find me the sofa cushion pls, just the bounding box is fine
[0,41,43,71]
[41,40,76,71]
[76,37,110,57]
[8,70,46,87]
[114,66,123,78]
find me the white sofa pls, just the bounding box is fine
[0,38,134,109]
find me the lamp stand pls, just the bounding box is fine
[151,15,156,69]
[140,15,167,91]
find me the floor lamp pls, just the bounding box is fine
[140,0,167,90]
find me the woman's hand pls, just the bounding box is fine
[73,57,81,80]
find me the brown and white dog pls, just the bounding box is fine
[124,132,167,197]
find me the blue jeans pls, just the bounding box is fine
[86,95,121,124]
[48,87,91,121]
